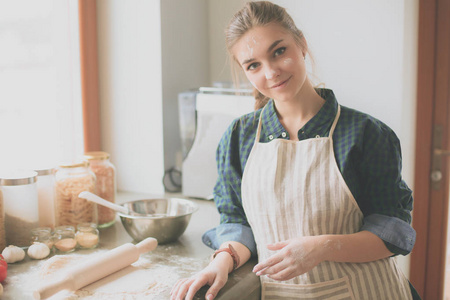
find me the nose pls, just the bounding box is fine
[264,65,279,80]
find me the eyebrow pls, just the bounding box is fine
[240,39,284,66]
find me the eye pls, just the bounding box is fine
[274,47,286,57]
[247,62,260,71]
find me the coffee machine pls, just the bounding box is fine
[179,87,254,199]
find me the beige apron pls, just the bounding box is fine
[241,105,412,299]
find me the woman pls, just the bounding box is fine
[171,2,419,299]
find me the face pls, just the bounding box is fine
[232,24,307,103]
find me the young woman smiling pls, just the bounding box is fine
[171,2,420,299]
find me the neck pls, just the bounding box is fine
[273,81,325,140]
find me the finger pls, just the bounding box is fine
[266,240,289,250]
[205,275,227,300]
[253,253,283,273]
[257,259,289,276]
[173,278,195,300]
[171,278,188,295]
[184,277,210,300]
[268,267,296,281]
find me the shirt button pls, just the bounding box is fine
[268,135,274,140]
[281,132,287,138]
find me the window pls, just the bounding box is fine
[0,0,83,170]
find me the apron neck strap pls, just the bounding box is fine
[254,104,266,143]
[329,105,341,137]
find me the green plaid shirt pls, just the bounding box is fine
[202,89,415,257]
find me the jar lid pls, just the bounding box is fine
[83,151,110,160]
[54,225,75,232]
[58,161,89,168]
[77,222,98,230]
[34,167,55,176]
[0,170,38,186]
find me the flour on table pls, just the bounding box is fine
[38,250,208,300]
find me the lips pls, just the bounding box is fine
[270,76,292,89]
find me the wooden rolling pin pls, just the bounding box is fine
[33,237,158,300]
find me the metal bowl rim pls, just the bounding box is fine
[117,197,198,219]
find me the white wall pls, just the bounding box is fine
[96,0,164,194]
[160,0,210,172]
[208,0,418,276]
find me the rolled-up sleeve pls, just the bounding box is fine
[202,223,257,256]
[202,117,257,257]
[361,214,416,255]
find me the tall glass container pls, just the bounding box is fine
[54,162,97,227]
[0,190,5,251]
[35,167,56,228]
[83,152,116,228]
[0,170,39,247]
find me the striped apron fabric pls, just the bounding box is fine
[241,105,412,299]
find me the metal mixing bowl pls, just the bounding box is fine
[117,198,198,244]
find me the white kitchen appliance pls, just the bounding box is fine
[181,88,254,199]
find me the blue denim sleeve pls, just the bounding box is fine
[361,214,416,255]
[202,223,257,257]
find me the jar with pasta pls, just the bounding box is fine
[54,161,97,227]
[83,151,116,228]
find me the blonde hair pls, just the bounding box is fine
[226,1,309,110]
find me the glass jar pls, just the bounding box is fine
[35,167,56,228]
[0,170,39,247]
[83,152,116,228]
[76,223,99,249]
[54,161,97,227]
[30,227,53,250]
[0,190,5,252]
[53,225,76,253]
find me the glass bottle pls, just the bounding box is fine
[83,152,116,228]
[0,190,5,251]
[53,225,76,253]
[0,170,39,247]
[76,223,99,249]
[35,167,56,229]
[54,161,97,227]
[30,227,53,250]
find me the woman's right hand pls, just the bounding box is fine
[170,252,232,300]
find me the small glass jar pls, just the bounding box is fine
[76,223,99,249]
[0,170,39,247]
[31,227,53,250]
[53,225,76,253]
[83,152,116,228]
[54,161,97,227]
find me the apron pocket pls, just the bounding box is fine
[262,276,355,300]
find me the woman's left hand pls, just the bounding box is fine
[252,236,326,281]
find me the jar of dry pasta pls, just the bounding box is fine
[54,161,97,228]
[83,151,116,228]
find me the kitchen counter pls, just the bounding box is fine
[2,192,261,299]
